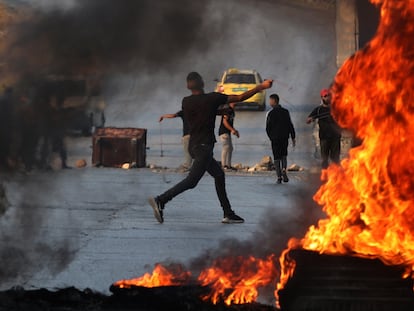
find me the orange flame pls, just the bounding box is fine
[274,240,299,308]
[114,255,278,305]
[197,255,278,305]
[277,0,414,300]
[113,263,191,288]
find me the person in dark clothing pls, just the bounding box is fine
[0,88,14,168]
[266,94,296,183]
[48,105,71,169]
[19,89,43,172]
[218,107,239,171]
[38,92,71,170]
[149,72,273,224]
[307,88,342,169]
[159,110,192,170]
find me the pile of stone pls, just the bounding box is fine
[146,156,305,175]
[233,156,304,173]
[245,156,274,172]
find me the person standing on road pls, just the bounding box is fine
[218,107,239,171]
[159,110,192,171]
[266,94,296,183]
[306,88,342,168]
[149,72,273,224]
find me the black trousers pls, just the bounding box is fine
[271,139,289,178]
[158,144,233,215]
[320,137,341,169]
[271,138,289,159]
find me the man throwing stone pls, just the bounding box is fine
[149,72,272,224]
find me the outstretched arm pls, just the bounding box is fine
[159,113,177,122]
[227,79,273,108]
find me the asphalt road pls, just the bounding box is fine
[0,110,329,307]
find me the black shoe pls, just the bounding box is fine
[148,197,164,223]
[282,170,289,183]
[277,177,282,184]
[222,212,244,224]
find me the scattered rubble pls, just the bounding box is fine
[287,164,304,171]
[147,156,305,175]
[76,159,87,168]
[122,163,131,169]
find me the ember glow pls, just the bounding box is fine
[113,264,191,288]
[277,0,414,298]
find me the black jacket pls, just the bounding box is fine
[308,105,341,139]
[266,105,295,141]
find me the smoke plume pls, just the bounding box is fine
[0,180,78,287]
[0,0,231,170]
[5,0,227,76]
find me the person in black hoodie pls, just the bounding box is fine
[266,94,296,183]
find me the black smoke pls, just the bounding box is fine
[5,0,227,76]
[0,0,230,170]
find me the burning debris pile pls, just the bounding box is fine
[114,256,279,307]
[278,250,414,311]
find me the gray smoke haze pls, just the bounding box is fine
[0,179,78,286]
[0,0,235,168]
[5,0,229,76]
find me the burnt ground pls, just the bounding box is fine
[0,285,277,311]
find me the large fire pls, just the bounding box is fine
[277,0,414,297]
[115,0,414,307]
